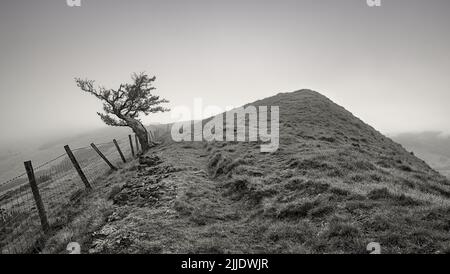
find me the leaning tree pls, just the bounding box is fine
[75,72,169,153]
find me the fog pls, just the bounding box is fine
[1,0,450,148]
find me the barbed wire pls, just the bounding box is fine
[0,153,67,187]
[0,134,133,188]
[71,146,91,152]
[0,172,27,188]
[0,134,138,254]
[34,153,67,170]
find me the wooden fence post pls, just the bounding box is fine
[64,145,92,189]
[24,161,50,234]
[90,143,118,171]
[129,135,135,157]
[135,135,140,153]
[113,139,126,163]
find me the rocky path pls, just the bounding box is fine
[87,142,258,254]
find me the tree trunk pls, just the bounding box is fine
[123,117,150,153]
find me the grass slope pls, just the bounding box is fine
[42,90,450,254]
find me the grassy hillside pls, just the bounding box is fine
[41,90,450,254]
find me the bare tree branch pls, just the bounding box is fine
[75,72,170,151]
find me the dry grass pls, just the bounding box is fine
[38,90,450,254]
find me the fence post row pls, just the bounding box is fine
[64,145,92,190]
[90,143,118,171]
[20,138,130,237]
[129,135,135,157]
[113,139,127,163]
[24,161,50,234]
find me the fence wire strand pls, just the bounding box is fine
[0,134,138,254]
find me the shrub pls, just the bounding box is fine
[266,222,315,243]
[310,205,334,218]
[284,177,305,191]
[376,158,395,168]
[207,152,231,177]
[354,161,376,171]
[223,176,250,200]
[288,158,329,171]
[319,136,336,143]
[321,219,364,253]
[329,187,351,197]
[363,215,392,232]
[223,176,277,206]
[277,200,318,219]
[367,187,422,206]
[349,174,365,183]
[285,178,330,195]
[207,152,246,178]
[327,221,360,239]
[394,194,423,206]
[367,188,391,200]
[399,165,413,172]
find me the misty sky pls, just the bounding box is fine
[0,0,449,146]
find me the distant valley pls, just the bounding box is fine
[0,127,134,183]
[392,132,450,178]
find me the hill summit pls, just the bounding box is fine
[43,89,450,254]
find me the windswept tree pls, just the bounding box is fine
[75,73,169,152]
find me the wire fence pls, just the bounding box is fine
[0,134,142,254]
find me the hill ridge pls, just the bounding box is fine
[41,89,450,254]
